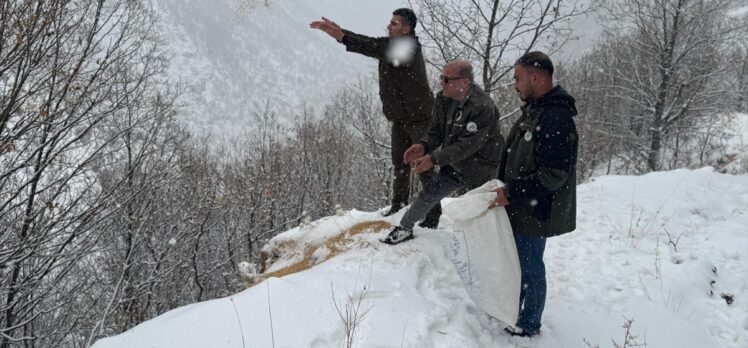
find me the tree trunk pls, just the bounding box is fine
[648,126,663,171]
[649,79,669,171]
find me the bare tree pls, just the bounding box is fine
[729,37,748,111]
[89,89,190,340]
[325,78,392,209]
[599,0,746,171]
[407,0,595,95]
[0,0,181,346]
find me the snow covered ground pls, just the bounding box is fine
[93,167,748,348]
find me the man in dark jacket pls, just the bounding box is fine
[490,52,578,337]
[310,9,441,227]
[381,60,504,245]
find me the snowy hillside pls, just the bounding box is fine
[149,0,607,139]
[151,0,400,137]
[93,167,748,348]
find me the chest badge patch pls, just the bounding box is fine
[466,121,478,133]
[524,131,533,141]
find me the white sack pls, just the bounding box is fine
[442,179,521,327]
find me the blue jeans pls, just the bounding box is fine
[514,233,547,334]
[400,168,464,229]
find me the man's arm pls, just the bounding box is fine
[419,104,444,153]
[309,17,387,60]
[310,17,344,40]
[340,29,388,60]
[503,106,576,201]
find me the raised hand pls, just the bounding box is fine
[309,17,344,41]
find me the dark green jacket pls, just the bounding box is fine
[420,85,504,186]
[499,86,578,237]
[341,30,433,125]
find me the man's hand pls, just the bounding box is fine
[411,154,434,174]
[309,17,344,41]
[489,187,509,208]
[403,143,425,164]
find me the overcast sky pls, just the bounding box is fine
[300,0,406,36]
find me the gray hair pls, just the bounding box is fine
[448,60,474,82]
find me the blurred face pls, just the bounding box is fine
[440,65,470,100]
[513,64,535,102]
[387,15,411,37]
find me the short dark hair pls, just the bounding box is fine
[515,51,554,77]
[393,8,417,31]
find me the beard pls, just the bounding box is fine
[517,87,534,103]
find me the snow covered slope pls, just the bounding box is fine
[150,0,607,139]
[151,0,400,137]
[93,167,748,347]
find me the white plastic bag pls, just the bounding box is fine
[442,179,521,327]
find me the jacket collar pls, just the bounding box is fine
[453,83,476,110]
[521,85,577,117]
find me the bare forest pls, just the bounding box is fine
[1,0,745,346]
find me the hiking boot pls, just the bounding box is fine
[381,202,406,217]
[380,225,414,245]
[504,327,538,337]
[418,205,442,229]
[418,215,440,229]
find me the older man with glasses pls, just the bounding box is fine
[381,60,504,245]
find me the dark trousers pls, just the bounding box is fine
[514,232,547,334]
[399,169,464,229]
[391,122,441,222]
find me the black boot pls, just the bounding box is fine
[380,225,414,245]
[418,204,442,229]
[504,327,538,337]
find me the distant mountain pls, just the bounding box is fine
[151,0,399,138]
[150,0,607,139]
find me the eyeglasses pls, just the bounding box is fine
[440,75,465,83]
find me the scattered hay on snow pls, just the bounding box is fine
[248,220,391,287]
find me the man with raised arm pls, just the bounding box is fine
[310,9,441,228]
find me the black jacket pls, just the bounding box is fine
[341,30,433,125]
[499,86,578,237]
[421,85,504,186]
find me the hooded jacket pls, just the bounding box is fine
[499,85,578,237]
